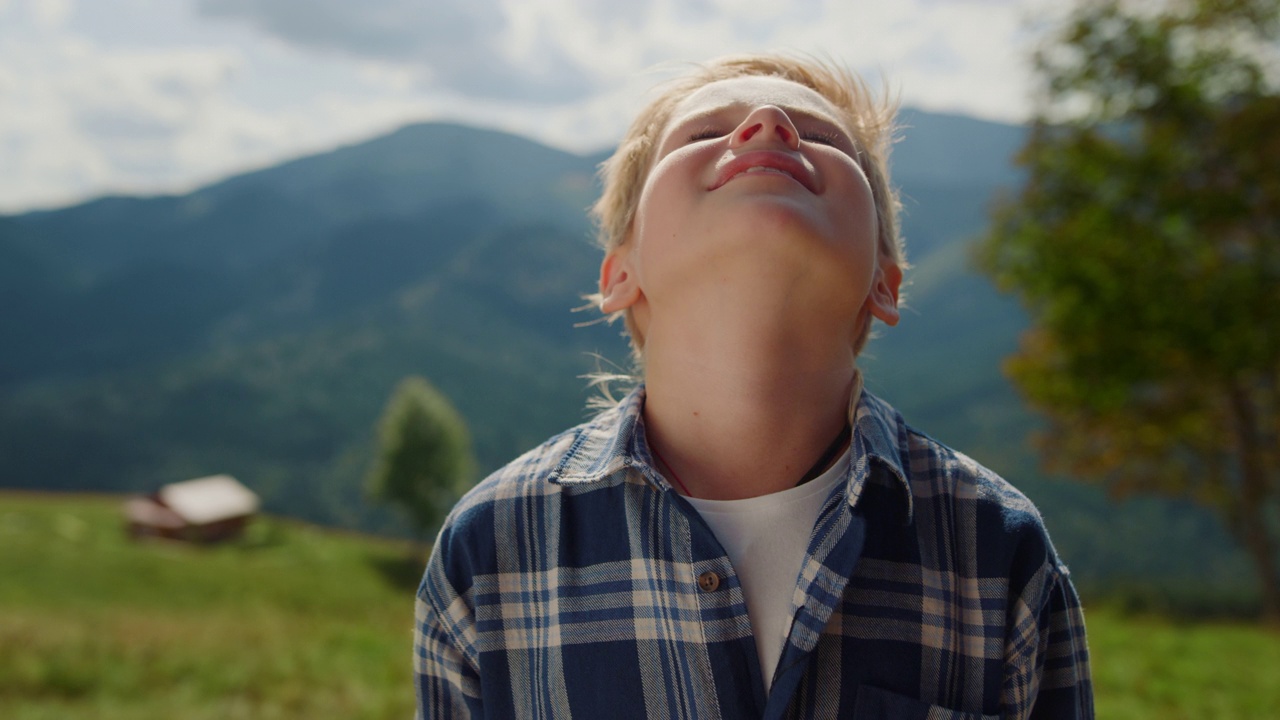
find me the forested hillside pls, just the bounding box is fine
[0,113,1255,603]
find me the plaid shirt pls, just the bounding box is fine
[415,386,1093,719]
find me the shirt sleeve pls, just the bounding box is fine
[414,558,483,719]
[1005,565,1095,720]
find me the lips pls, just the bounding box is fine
[708,151,817,193]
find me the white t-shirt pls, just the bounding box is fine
[684,450,850,695]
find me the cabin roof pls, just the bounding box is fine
[156,474,259,525]
[122,496,186,529]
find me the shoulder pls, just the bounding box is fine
[857,391,1046,536]
[896,416,1070,590]
[418,425,578,608]
[447,390,638,521]
[426,398,635,589]
[434,424,580,547]
[448,425,582,524]
[903,424,1041,523]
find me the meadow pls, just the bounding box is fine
[1,492,418,719]
[2,492,1277,719]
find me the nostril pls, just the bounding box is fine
[739,123,763,142]
[775,125,792,143]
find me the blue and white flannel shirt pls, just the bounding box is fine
[415,386,1093,719]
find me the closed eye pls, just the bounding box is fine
[688,127,725,143]
[801,130,843,147]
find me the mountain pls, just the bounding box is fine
[0,114,1256,601]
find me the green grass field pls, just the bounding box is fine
[0,492,419,719]
[2,492,1278,718]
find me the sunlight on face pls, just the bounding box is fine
[621,76,881,332]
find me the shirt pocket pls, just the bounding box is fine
[852,685,1000,720]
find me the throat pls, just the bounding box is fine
[650,419,851,498]
[639,336,863,500]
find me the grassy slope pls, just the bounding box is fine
[0,492,420,719]
[1088,607,1280,719]
[3,493,1277,719]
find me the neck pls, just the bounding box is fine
[640,297,862,500]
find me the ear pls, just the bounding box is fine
[598,247,641,314]
[866,263,902,327]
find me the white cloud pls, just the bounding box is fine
[29,0,74,27]
[0,0,457,211]
[0,23,258,208]
[0,0,1052,213]
[196,0,598,102]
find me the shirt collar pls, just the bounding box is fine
[549,384,914,524]
[547,386,648,486]
[847,389,914,524]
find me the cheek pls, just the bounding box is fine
[838,173,879,249]
[632,159,694,247]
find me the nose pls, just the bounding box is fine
[729,106,800,150]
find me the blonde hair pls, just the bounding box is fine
[590,54,906,366]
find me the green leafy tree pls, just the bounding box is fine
[979,0,1280,619]
[366,376,475,543]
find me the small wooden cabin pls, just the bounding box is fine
[123,474,260,543]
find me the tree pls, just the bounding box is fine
[979,0,1280,620]
[366,376,475,543]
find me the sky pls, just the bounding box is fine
[0,0,1060,214]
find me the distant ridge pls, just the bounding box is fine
[0,114,1253,598]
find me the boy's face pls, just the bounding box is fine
[600,75,900,340]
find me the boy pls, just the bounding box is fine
[415,55,1093,719]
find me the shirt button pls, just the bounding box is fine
[697,571,720,593]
